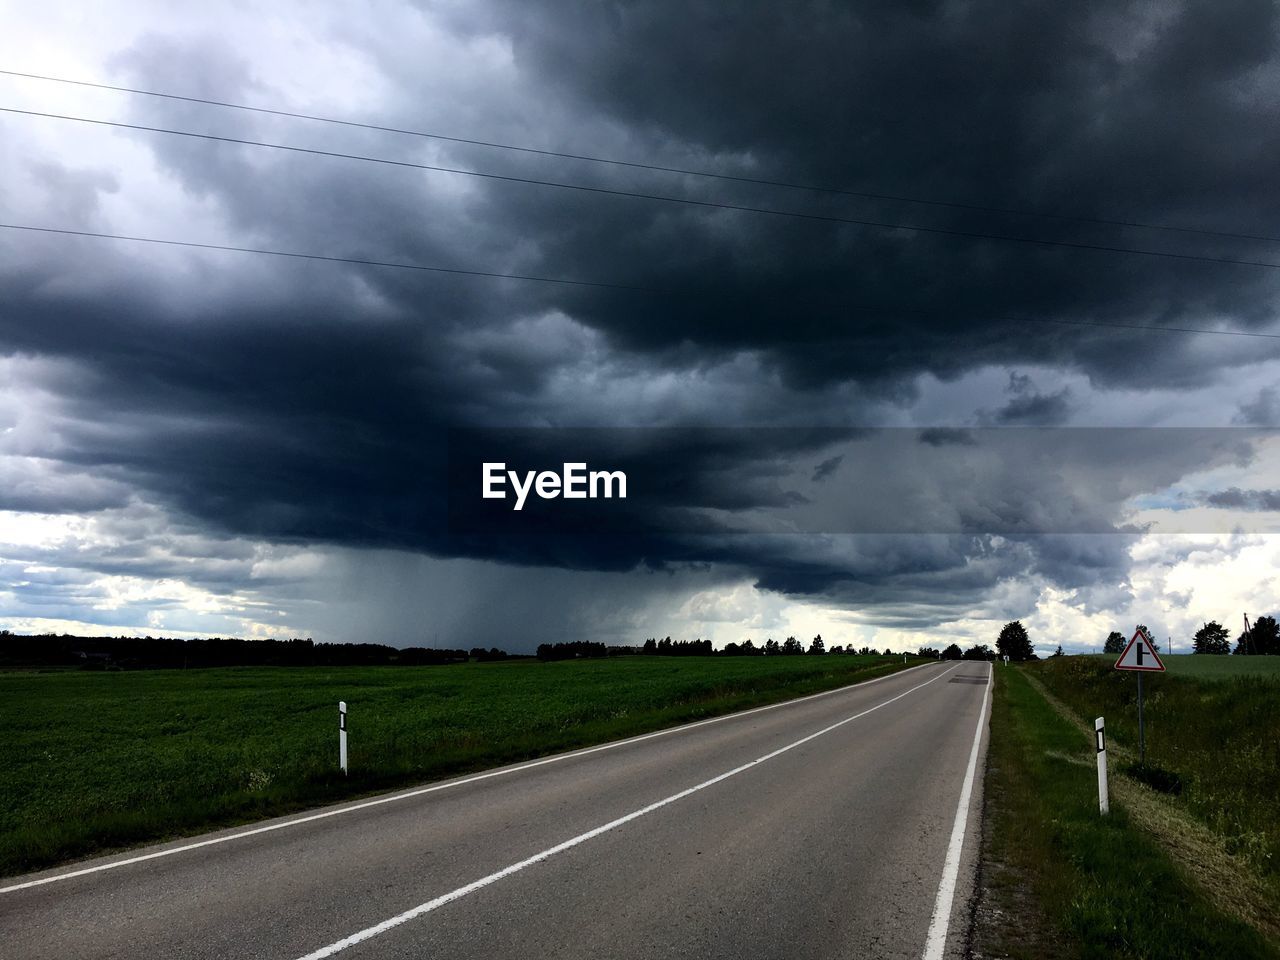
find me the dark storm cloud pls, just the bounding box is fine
[992,389,1073,426]
[5,0,1280,631]
[980,372,1074,426]
[89,0,1280,393]
[470,0,1280,387]
[34,2,1280,397]
[26,161,120,223]
[918,428,977,448]
[1235,388,1280,425]
[0,458,131,514]
[1204,487,1280,510]
[810,455,843,483]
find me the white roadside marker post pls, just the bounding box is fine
[1095,716,1109,815]
[339,701,348,775]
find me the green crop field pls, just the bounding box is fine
[0,654,912,878]
[1086,653,1280,682]
[1161,655,1280,682]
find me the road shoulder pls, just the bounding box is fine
[969,665,1278,959]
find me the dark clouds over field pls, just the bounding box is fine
[2,0,1279,649]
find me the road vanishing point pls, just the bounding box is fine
[2,661,991,960]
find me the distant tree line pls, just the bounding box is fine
[636,635,899,657]
[1096,616,1278,657]
[910,622,1035,663]
[1228,615,1278,655]
[535,641,611,660]
[0,631,484,670]
[643,637,715,656]
[469,647,514,662]
[938,642,997,661]
[532,635,909,660]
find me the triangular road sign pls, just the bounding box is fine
[1115,627,1165,672]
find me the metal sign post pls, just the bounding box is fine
[1114,626,1164,767]
[1137,673,1144,765]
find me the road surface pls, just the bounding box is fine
[2,661,991,959]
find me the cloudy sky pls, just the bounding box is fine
[2,0,1279,655]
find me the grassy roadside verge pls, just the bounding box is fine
[1033,656,1279,892]
[2,654,916,878]
[974,665,1278,959]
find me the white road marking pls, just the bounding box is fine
[921,662,992,960]
[292,665,960,960]
[2,661,935,894]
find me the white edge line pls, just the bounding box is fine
[1,660,937,894]
[293,664,960,960]
[921,661,992,960]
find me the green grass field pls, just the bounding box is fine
[0,654,911,877]
[1086,652,1280,682]
[1035,656,1280,893]
[1161,655,1280,682]
[977,666,1278,959]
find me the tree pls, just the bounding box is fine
[1103,631,1125,655]
[536,641,606,661]
[1256,616,1279,655]
[808,634,825,655]
[1135,625,1159,653]
[1192,621,1230,655]
[764,638,780,656]
[997,621,1034,661]
[941,643,963,661]
[918,646,940,659]
[782,636,804,655]
[962,644,994,661]
[1236,615,1279,655]
[1053,645,1065,657]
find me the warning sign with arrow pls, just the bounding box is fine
[1115,627,1165,672]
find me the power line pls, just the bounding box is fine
[4,66,1277,247]
[7,106,1280,274]
[5,221,1280,341]
[930,312,1280,340]
[0,223,653,292]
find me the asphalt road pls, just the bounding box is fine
[2,660,991,960]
